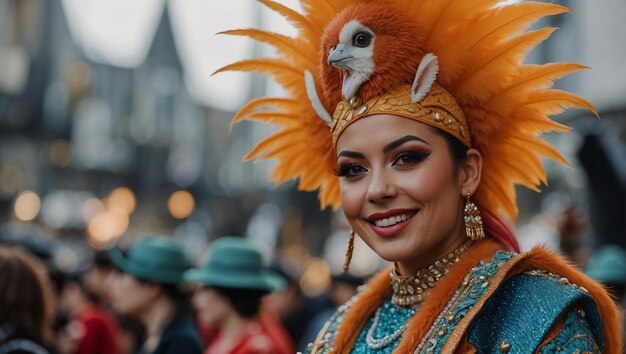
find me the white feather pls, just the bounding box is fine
[304,70,333,127]
[411,53,439,103]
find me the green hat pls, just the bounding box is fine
[184,237,285,292]
[109,236,191,284]
[585,245,626,284]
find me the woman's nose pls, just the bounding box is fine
[366,169,396,203]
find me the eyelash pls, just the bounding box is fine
[392,151,430,166]
[334,151,430,177]
[333,162,365,177]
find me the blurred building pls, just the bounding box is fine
[0,0,331,271]
[0,0,623,271]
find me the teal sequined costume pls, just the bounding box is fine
[306,246,615,354]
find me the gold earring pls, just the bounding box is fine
[343,229,355,273]
[464,193,485,241]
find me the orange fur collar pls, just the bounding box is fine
[328,241,623,353]
[331,239,500,353]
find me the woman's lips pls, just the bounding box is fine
[367,209,418,238]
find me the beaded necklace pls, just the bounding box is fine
[390,241,472,308]
[365,301,416,350]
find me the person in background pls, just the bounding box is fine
[115,315,145,354]
[585,245,626,302]
[264,261,328,347]
[585,245,626,340]
[0,247,53,354]
[185,237,294,354]
[557,205,590,266]
[83,251,116,305]
[107,236,202,354]
[58,273,119,354]
[299,273,364,350]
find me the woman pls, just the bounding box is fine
[185,237,294,354]
[0,247,52,354]
[218,0,623,352]
[107,236,202,354]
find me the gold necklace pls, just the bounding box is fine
[390,241,472,308]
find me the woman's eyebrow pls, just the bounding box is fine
[337,150,365,159]
[383,135,431,154]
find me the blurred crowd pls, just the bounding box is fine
[0,234,367,354]
[1,225,625,354]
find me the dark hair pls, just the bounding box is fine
[428,126,468,164]
[117,314,146,353]
[0,247,53,344]
[160,283,190,306]
[135,278,191,308]
[213,287,268,318]
[92,251,113,269]
[431,126,521,252]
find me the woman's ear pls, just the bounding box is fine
[459,148,482,196]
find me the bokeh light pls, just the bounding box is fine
[168,190,195,219]
[13,191,41,221]
[82,198,105,222]
[107,187,136,214]
[300,258,331,296]
[87,208,130,248]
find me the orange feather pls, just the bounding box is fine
[219,29,316,67]
[231,97,300,127]
[218,0,599,218]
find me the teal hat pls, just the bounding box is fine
[109,236,191,284]
[184,237,285,292]
[585,245,626,284]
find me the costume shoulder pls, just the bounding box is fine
[468,271,601,353]
[468,245,623,354]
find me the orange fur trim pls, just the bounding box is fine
[331,239,501,353]
[330,242,623,353]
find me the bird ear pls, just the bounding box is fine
[304,70,333,127]
[411,53,439,103]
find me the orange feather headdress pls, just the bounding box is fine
[217,0,596,221]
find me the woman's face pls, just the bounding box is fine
[107,270,155,316]
[192,287,231,326]
[335,115,470,270]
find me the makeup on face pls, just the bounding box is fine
[336,114,466,269]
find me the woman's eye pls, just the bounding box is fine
[393,151,430,166]
[334,163,367,177]
[353,32,371,48]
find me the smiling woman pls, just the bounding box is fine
[336,116,476,276]
[219,0,623,352]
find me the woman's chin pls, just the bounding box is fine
[368,243,416,264]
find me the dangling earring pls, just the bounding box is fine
[464,193,485,241]
[343,229,355,272]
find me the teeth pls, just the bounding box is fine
[374,213,414,227]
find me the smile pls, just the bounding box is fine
[373,213,415,227]
[367,209,418,237]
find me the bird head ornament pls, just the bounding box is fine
[216,0,596,221]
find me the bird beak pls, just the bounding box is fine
[328,44,353,68]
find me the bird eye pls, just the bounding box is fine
[353,32,371,48]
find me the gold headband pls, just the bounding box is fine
[331,83,471,147]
